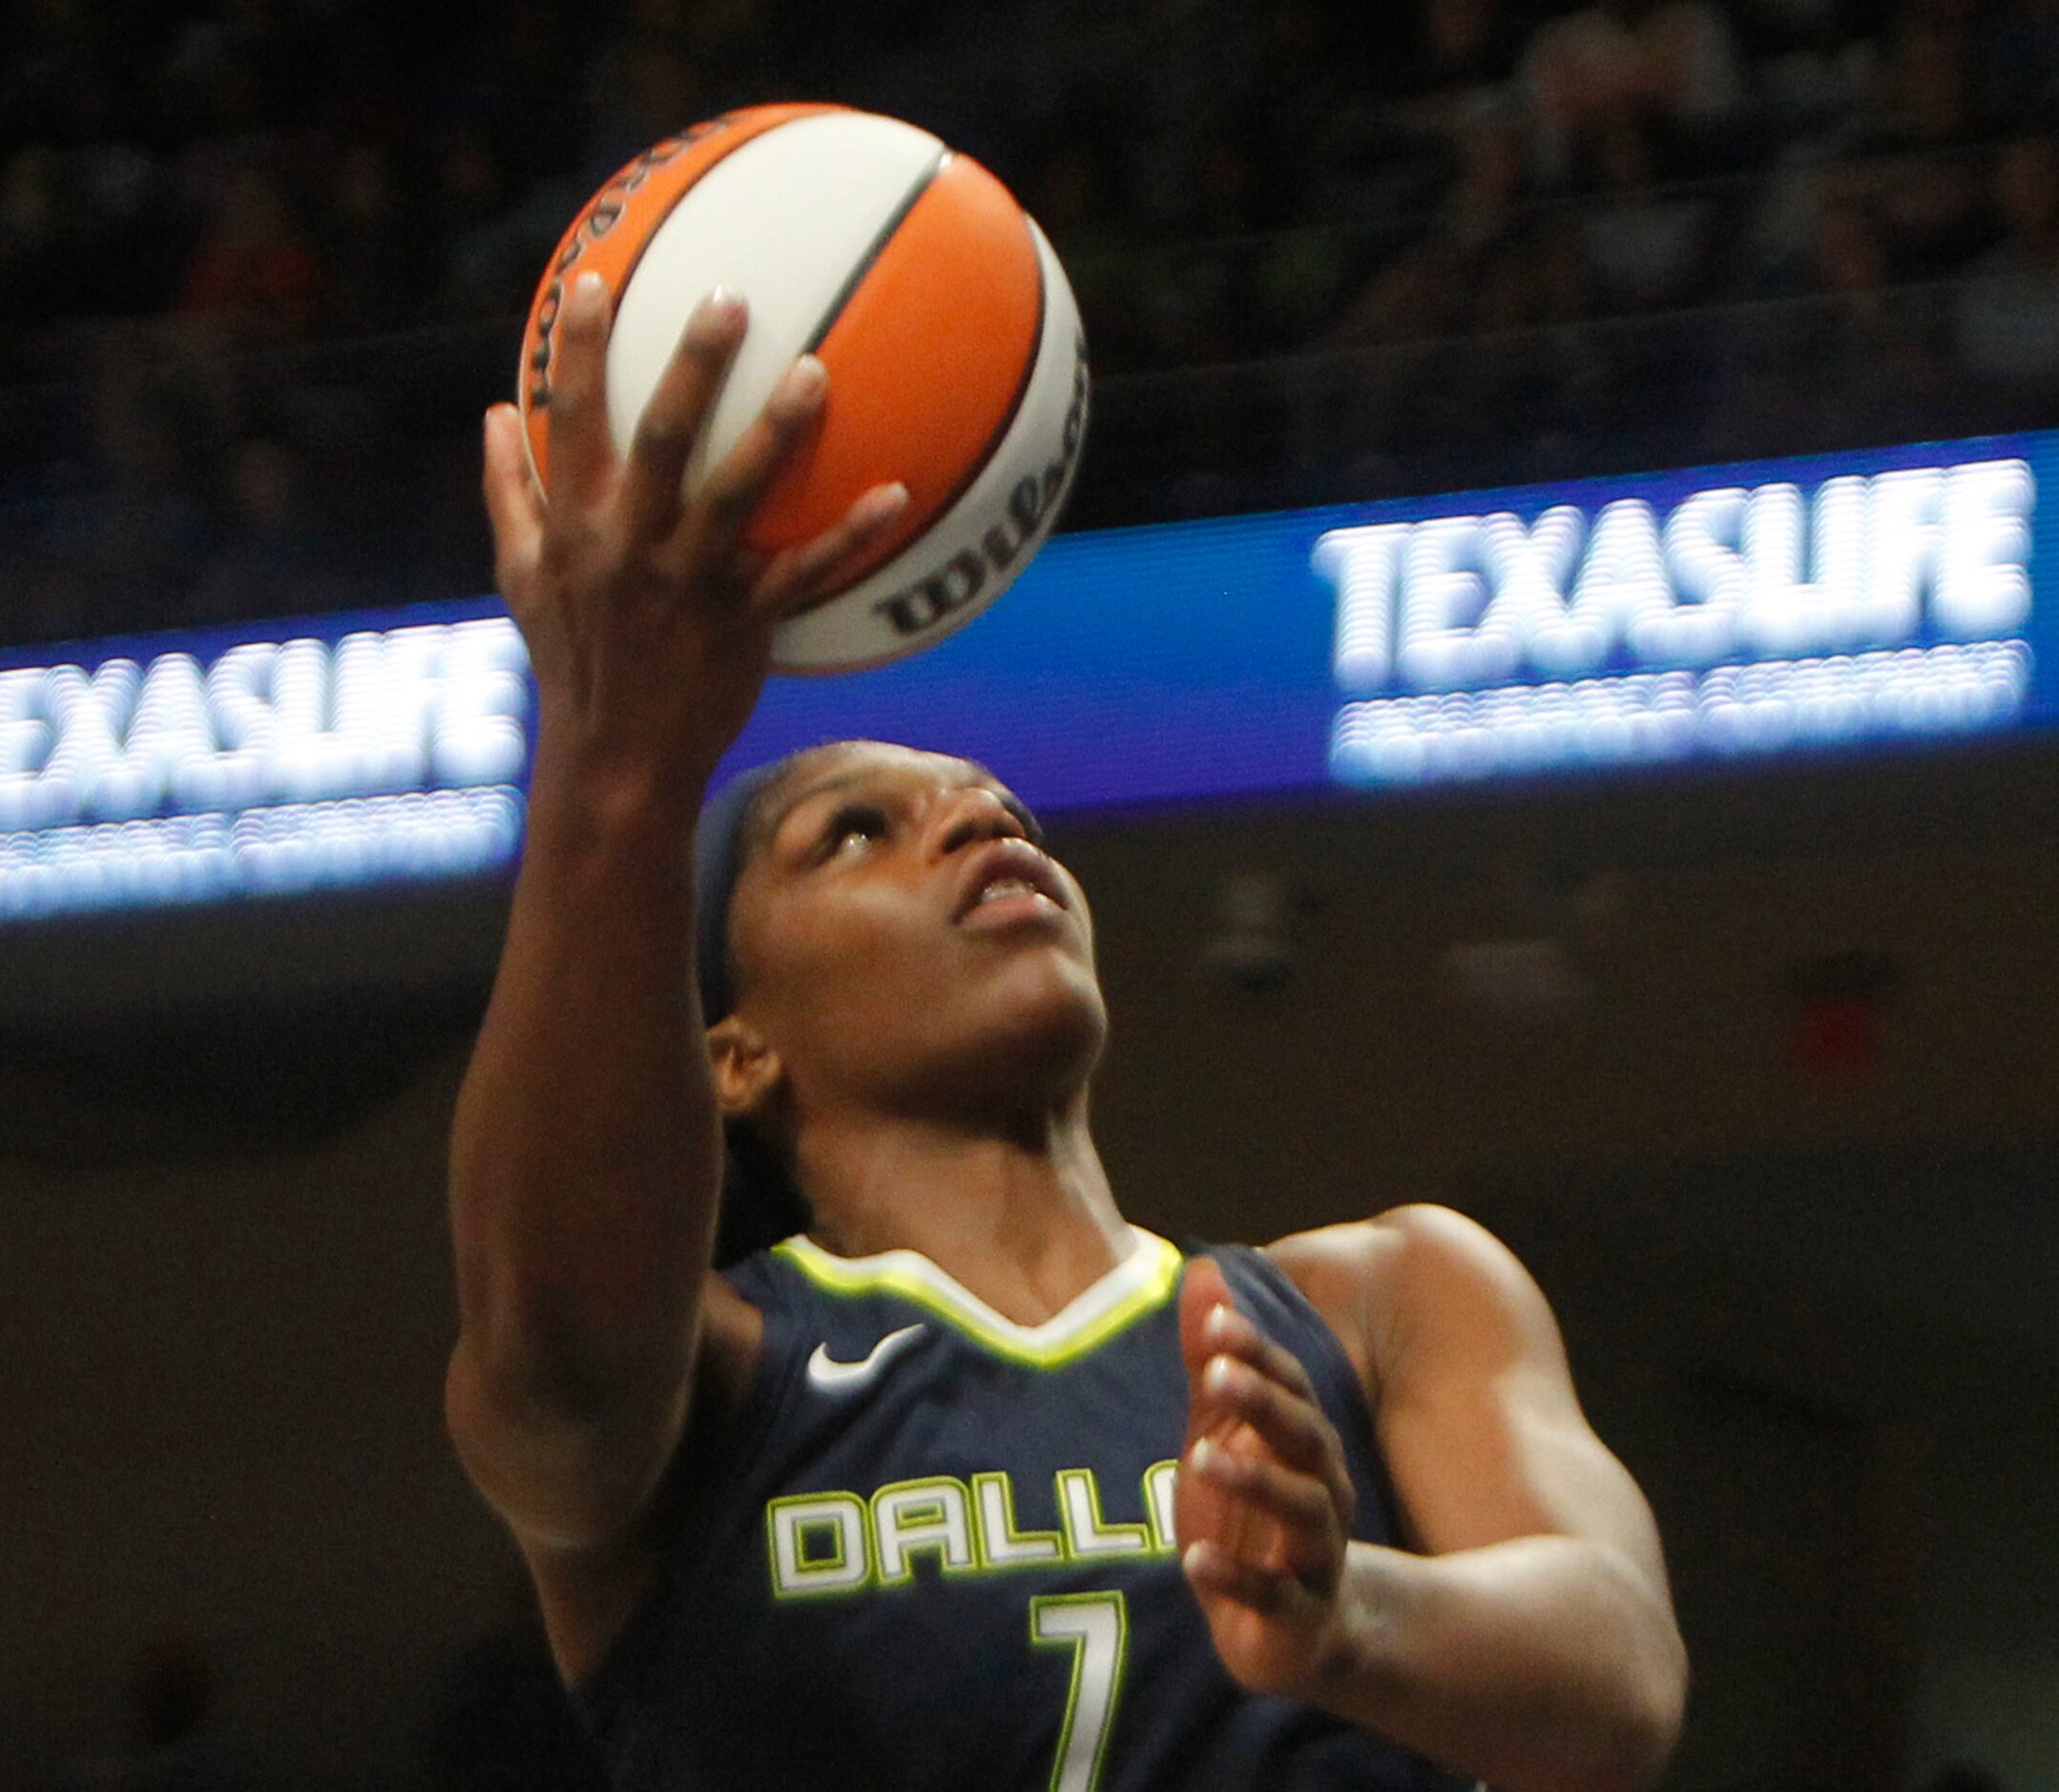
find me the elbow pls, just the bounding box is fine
[451,1299,689,1440]
[444,1333,688,1552]
[1647,1630,1691,1782]
[1606,1624,1689,1792]
[1582,1541,1689,1792]
[1526,1607,1686,1792]
[453,1250,695,1429]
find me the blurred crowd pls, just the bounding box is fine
[3,0,2058,645]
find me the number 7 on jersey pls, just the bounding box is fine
[1030,1591,1129,1792]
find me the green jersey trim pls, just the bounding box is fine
[773,1227,1183,1367]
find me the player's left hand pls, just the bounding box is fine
[1175,1257,1358,1698]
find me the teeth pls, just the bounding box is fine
[978,878,1038,904]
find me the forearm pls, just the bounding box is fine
[447,733,721,1423]
[1307,1534,1686,1792]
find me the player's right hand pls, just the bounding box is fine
[482,271,908,799]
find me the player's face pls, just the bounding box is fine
[724,743,1106,1121]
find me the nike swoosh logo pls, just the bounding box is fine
[806,1323,927,1392]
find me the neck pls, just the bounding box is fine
[794,1093,1132,1325]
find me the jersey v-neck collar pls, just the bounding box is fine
[774,1226,1184,1368]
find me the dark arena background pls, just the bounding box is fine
[3,1,2057,1787]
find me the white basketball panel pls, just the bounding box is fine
[771,220,1088,672]
[605,111,946,489]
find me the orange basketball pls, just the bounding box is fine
[517,105,1090,674]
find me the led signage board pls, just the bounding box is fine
[2,430,2050,923]
[0,613,530,921]
[1320,455,2035,784]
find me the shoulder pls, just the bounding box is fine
[1264,1200,1536,1319]
[1264,1203,1562,1402]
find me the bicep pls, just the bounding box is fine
[1370,1208,1668,1592]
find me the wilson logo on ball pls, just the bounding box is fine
[873,333,1090,640]
[517,104,1092,675]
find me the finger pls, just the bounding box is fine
[548,271,616,509]
[1175,1429,1267,1562]
[1196,1357,1357,1526]
[686,353,827,557]
[482,404,544,573]
[1179,1257,1237,1402]
[618,288,748,543]
[1201,1302,1321,1407]
[1189,1438,1342,1574]
[1182,1541,1296,1616]
[749,480,909,625]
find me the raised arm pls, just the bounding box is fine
[444,275,905,1599]
[1177,1206,1687,1792]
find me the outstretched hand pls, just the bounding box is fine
[482,271,908,790]
[1176,1257,1359,1698]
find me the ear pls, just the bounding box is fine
[708,1014,784,1121]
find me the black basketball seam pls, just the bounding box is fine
[777,212,1055,672]
[802,146,950,353]
[916,209,1049,543]
[815,204,1050,632]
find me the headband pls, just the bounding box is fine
[692,756,792,1027]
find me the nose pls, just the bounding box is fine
[926,786,1026,860]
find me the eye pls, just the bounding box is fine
[822,802,889,857]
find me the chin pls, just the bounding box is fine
[932,962,1109,1115]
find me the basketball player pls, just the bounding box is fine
[447,271,1688,1789]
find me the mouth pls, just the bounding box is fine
[952,839,1071,927]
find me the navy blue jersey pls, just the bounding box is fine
[572,1230,1472,1790]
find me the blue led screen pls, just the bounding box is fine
[2,428,2051,921]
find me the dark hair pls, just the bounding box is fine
[693,747,822,1266]
[693,750,814,1031]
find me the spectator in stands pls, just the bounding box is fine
[191,435,354,626]
[1314,0,1524,234]
[36,60,169,320]
[450,0,590,195]
[5,0,2056,644]
[177,165,321,337]
[0,146,63,341]
[1953,132,2059,394]
[162,46,287,233]
[1388,0,1527,140]
[1573,103,1716,312]
[1327,99,1530,347]
[1719,191,1951,452]
[321,140,418,335]
[1854,8,1996,273]
[85,326,219,621]
[157,0,314,141]
[430,124,538,322]
[1737,0,1877,153]
[582,28,712,185]
[1521,0,1747,185]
